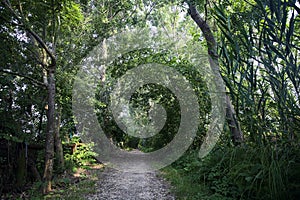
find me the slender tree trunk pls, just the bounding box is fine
[43,68,56,194]
[54,104,64,171]
[28,157,41,182]
[187,1,244,145]
[225,96,244,144]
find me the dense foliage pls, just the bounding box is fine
[0,0,299,199]
[164,0,300,200]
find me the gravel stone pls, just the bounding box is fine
[86,167,175,200]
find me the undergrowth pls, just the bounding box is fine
[29,175,98,200]
[1,138,101,200]
[162,144,300,200]
[1,166,101,200]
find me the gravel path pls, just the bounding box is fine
[86,153,175,200]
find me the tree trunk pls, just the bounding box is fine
[28,157,41,182]
[43,69,56,194]
[54,104,64,171]
[16,146,26,188]
[187,2,244,145]
[225,96,244,144]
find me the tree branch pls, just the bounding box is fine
[2,0,56,68]
[187,1,244,145]
[187,2,218,59]
[0,69,46,87]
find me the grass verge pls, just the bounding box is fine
[161,166,234,200]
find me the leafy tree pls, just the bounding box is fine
[0,0,141,193]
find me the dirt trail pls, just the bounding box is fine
[86,151,175,200]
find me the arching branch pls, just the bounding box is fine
[187,1,244,145]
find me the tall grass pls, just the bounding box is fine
[163,143,299,200]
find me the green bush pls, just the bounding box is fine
[64,137,98,171]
